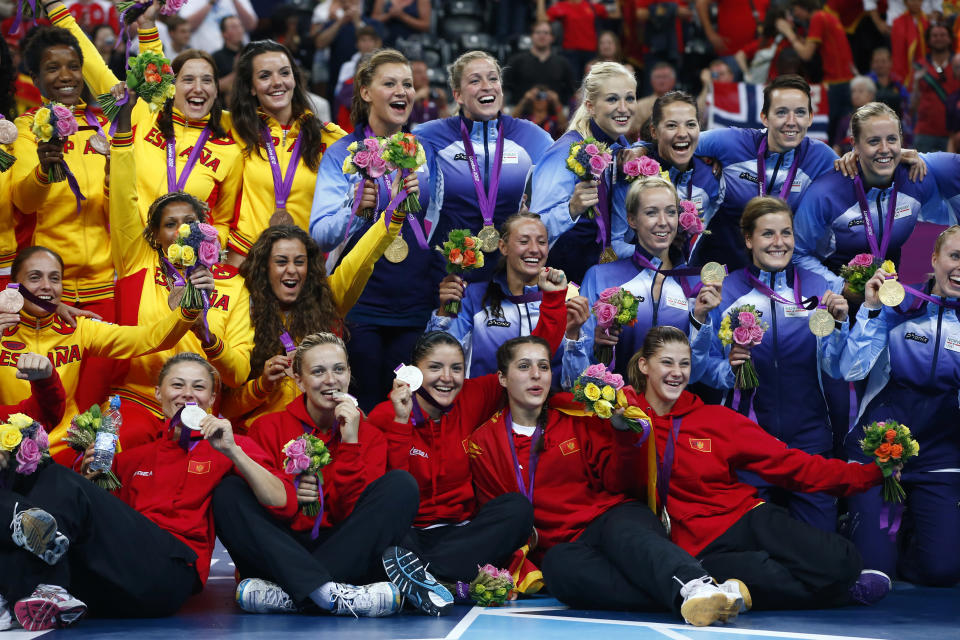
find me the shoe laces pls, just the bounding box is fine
[257,585,291,610]
[329,584,363,618]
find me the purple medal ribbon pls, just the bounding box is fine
[656,417,682,515]
[7,283,57,314]
[159,255,211,340]
[756,137,800,200]
[159,255,187,287]
[167,127,212,193]
[261,125,303,211]
[504,290,543,304]
[459,119,505,230]
[879,502,905,540]
[10,0,37,33]
[504,411,543,503]
[631,251,701,299]
[298,420,340,539]
[743,268,820,310]
[279,330,297,353]
[169,404,203,453]
[106,92,130,136]
[852,174,900,260]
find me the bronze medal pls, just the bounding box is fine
[384,235,409,263]
[478,225,500,253]
[700,261,727,286]
[807,308,835,337]
[88,133,109,156]
[600,247,618,263]
[878,279,906,307]
[269,208,294,226]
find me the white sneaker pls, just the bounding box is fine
[717,578,751,620]
[13,584,86,631]
[327,582,402,618]
[235,578,297,614]
[679,576,729,627]
[10,505,69,566]
[0,594,13,631]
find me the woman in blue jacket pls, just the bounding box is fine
[415,51,554,283]
[308,49,429,411]
[701,196,851,532]
[794,102,946,295]
[561,175,721,384]
[839,226,960,587]
[530,61,638,285]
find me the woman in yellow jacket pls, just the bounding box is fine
[0,245,199,460]
[225,40,346,264]
[44,0,243,244]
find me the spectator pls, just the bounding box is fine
[65,0,118,34]
[946,53,960,151]
[832,75,877,153]
[504,20,575,105]
[536,0,619,86]
[213,15,244,97]
[167,16,194,58]
[776,0,856,152]
[696,0,769,56]
[181,0,257,53]
[514,85,569,139]
[313,0,385,101]
[636,61,677,129]
[891,0,930,87]
[408,59,448,125]
[911,22,958,151]
[596,30,622,63]
[370,0,430,47]
[635,0,693,74]
[90,23,124,79]
[869,47,909,117]
[334,25,381,97]
[735,4,790,84]
[863,0,943,29]
[697,58,735,126]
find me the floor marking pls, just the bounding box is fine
[443,607,482,640]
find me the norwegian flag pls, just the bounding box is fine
[707,82,830,143]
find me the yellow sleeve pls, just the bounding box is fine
[109,132,155,278]
[221,377,272,419]
[210,138,242,245]
[10,115,49,214]
[137,25,165,57]
[327,210,407,316]
[81,308,199,358]
[48,5,118,97]
[203,281,253,387]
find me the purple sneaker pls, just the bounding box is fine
[850,569,892,605]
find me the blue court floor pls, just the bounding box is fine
[8,541,959,640]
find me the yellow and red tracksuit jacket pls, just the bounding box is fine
[0,158,14,278]
[49,5,243,244]
[109,133,254,418]
[226,111,346,256]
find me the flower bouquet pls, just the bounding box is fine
[840,254,893,296]
[282,434,332,517]
[592,287,639,365]
[0,115,17,172]
[380,131,426,212]
[436,229,485,313]
[116,0,186,26]
[100,52,176,119]
[167,222,221,312]
[678,199,708,237]
[468,564,514,607]
[565,138,612,218]
[342,136,388,220]
[31,102,77,182]
[65,404,122,490]
[719,305,768,390]
[0,413,49,476]
[572,364,651,432]
[860,419,918,503]
[622,155,665,181]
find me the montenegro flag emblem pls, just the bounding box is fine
[558,438,579,456]
[688,438,711,453]
[188,460,212,474]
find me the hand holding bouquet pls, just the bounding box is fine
[436,229,485,313]
[572,364,651,433]
[31,102,77,182]
[719,304,767,390]
[592,286,639,365]
[566,138,612,218]
[100,52,175,117]
[343,136,388,219]
[116,0,186,26]
[840,254,890,296]
[167,222,221,312]
[380,132,426,212]
[66,404,122,489]
[0,413,49,476]
[282,434,332,517]
[468,564,514,607]
[860,420,918,503]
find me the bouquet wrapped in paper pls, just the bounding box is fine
[342,136,388,220]
[860,420,918,503]
[65,404,122,490]
[436,229,485,313]
[282,434,332,517]
[0,413,50,476]
[592,287,639,365]
[719,304,768,390]
[565,137,612,218]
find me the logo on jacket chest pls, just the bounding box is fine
[903,332,929,344]
[409,446,429,459]
[187,460,212,474]
[738,172,760,185]
[558,437,579,455]
[486,318,511,328]
[688,438,712,452]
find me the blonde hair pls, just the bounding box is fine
[625,175,678,220]
[568,61,636,137]
[293,332,348,375]
[850,101,901,143]
[350,48,411,126]
[447,50,502,95]
[933,225,960,257]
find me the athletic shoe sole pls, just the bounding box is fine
[681,591,729,627]
[13,509,67,565]
[382,546,453,617]
[718,579,751,622]
[13,597,86,631]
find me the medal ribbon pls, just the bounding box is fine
[743,268,820,309]
[169,404,203,453]
[504,411,543,502]
[459,118,504,229]
[656,417,681,514]
[7,283,57,314]
[631,251,701,298]
[261,124,302,211]
[167,127,212,192]
[852,174,900,259]
[297,420,341,539]
[756,137,800,200]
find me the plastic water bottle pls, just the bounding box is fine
[90,396,122,472]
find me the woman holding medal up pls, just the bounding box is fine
[700,197,851,533]
[530,62,639,285]
[309,49,428,412]
[414,50,554,282]
[224,40,346,264]
[838,226,960,587]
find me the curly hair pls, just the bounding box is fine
[0,38,17,119]
[239,225,342,379]
[143,191,209,250]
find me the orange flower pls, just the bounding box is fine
[161,64,173,74]
[448,248,463,265]
[147,63,158,72]
[463,236,475,248]
[463,250,476,266]
[890,444,903,459]
[875,443,892,459]
[884,429,897,443]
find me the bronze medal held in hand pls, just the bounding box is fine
[878,279,906,307]
[478,225,500,253]
[384,236,409,263]
[88,133,110,156]
[807,308,835,337]
[700,261,727,286]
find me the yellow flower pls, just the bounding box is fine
[165,84,176,99]
[415,146,426,166]
[475,250,485,268]
[616,388,628,408]
[584,383,601,401]
[595,399,613,419]
[6,413,33,429]
[39,124,54,140]
[624,406,650,422]
[181,245,196,266]
[167,243,182,263]
[34,108,51,126]
[0,424,22,451]
[178,223,191,239]
[347,141,358,153]
[601,385,616,402]
[881,260,896,275]
[342,156,356,174]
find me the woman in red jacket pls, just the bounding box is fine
[627,326,891,610]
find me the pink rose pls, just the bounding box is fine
[34,427,49,451]
[876,421,886,428]
[598,287,620,302]
[732,325,752,346]
[160,0,186,15]
[363,137,381,152]
[589,154,609,175]
[594,301,618,328]
[602,371,624,388]
[367,156,388,178]
[481,564,499,577]
[849,253,874,267]
[284,457,304,475]
[196,222,218,241]
[680,200,698,215]
[679,211,700,233]
[584,364,607,379]
[353,150,371,168]
[198,241,219,267]
[498,569,513,581]
[584,143,599,155]
[623,158,641,177]
[737,311,756,328]
[749,324,764,343]
[16,437,41,475]
[296,454,311,471]
[285,438,308,458]
[638,156,661,176]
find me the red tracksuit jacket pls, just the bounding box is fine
[366,288,569,528]
[467,394,649,560]
[639,390,882,556]
[1,371,66,429]
[114,433,297,584]
[248,394,387,532]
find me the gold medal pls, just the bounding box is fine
[384,235,409,263]
[878,279,905,307]
[700,261,727,286]
[88,133,109,156]
[807,308,835,337]
[600,247,618,263]
[478,225,500,253]
[565,282,580,301]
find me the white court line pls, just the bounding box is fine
[443,606,483,639]
[4,631,50,639]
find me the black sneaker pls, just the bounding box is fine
[381,546,454,616]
